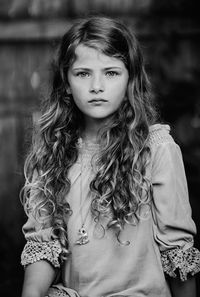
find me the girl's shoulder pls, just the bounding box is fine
[148,123,175,148]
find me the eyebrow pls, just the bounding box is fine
[72,66,123,71]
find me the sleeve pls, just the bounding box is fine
[21,213,62,268]
[151,138,200,281]
[21,170,62,268]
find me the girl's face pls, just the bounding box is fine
[67,44,129,124]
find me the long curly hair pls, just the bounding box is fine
[22,16,157,259]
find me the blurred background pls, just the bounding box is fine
[0,0,200,296]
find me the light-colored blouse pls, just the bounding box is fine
[21,124,200,297]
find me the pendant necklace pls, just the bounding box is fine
[75,139,91,245]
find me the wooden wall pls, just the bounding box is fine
[0,0,200,296]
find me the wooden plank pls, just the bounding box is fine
[0,0,198,19]
[0,19,72,41]
[0,101,38,117]
[0,114,30,279]
[0,0,13,17]
[0,43,53,102]
[0,17,200,43]
[71,0,151,15]
[0,0,70,18]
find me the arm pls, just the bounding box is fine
[21,260,57,297]
[21,170,63,297]
[168,276,196,297]
[149,126,200,295]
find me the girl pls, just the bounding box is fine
[21,16,200,297]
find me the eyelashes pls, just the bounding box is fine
[106,71,120,77]
[75,71,121,78]
[75,71,90,78]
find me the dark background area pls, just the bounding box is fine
[0,1,200,296]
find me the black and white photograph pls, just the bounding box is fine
[0,1,200,296]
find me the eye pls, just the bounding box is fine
[106,71,119,77]
[76,71,90,78]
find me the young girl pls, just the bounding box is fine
[21,16,200,297]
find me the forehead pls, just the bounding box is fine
[72,44,126,68]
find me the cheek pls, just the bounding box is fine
[113,81,128,99]
[71,94,84,108]
[70,82,88,97]
[70,89,87,111]
[69,85,81,100]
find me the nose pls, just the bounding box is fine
[90,73,104,93]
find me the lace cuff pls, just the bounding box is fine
[161,246,200,281]
[46,287,69,297]
[21,239,62,268]
[46,286,80,297]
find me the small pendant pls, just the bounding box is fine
[76,226,89,245]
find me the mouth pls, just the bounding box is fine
[88,99,108,103]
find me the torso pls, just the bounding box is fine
[61,125,172,297]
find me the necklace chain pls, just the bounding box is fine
[75,139,97,245]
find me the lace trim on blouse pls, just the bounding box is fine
[148,124,174,147]
[77,124,173,159]
[21,239,62,268]
[161,246,200,281]
[77,138,100,170]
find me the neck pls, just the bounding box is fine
[82,117,108,143]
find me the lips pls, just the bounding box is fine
[88,98,108,103]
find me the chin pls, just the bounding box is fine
[90,114,112,120]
